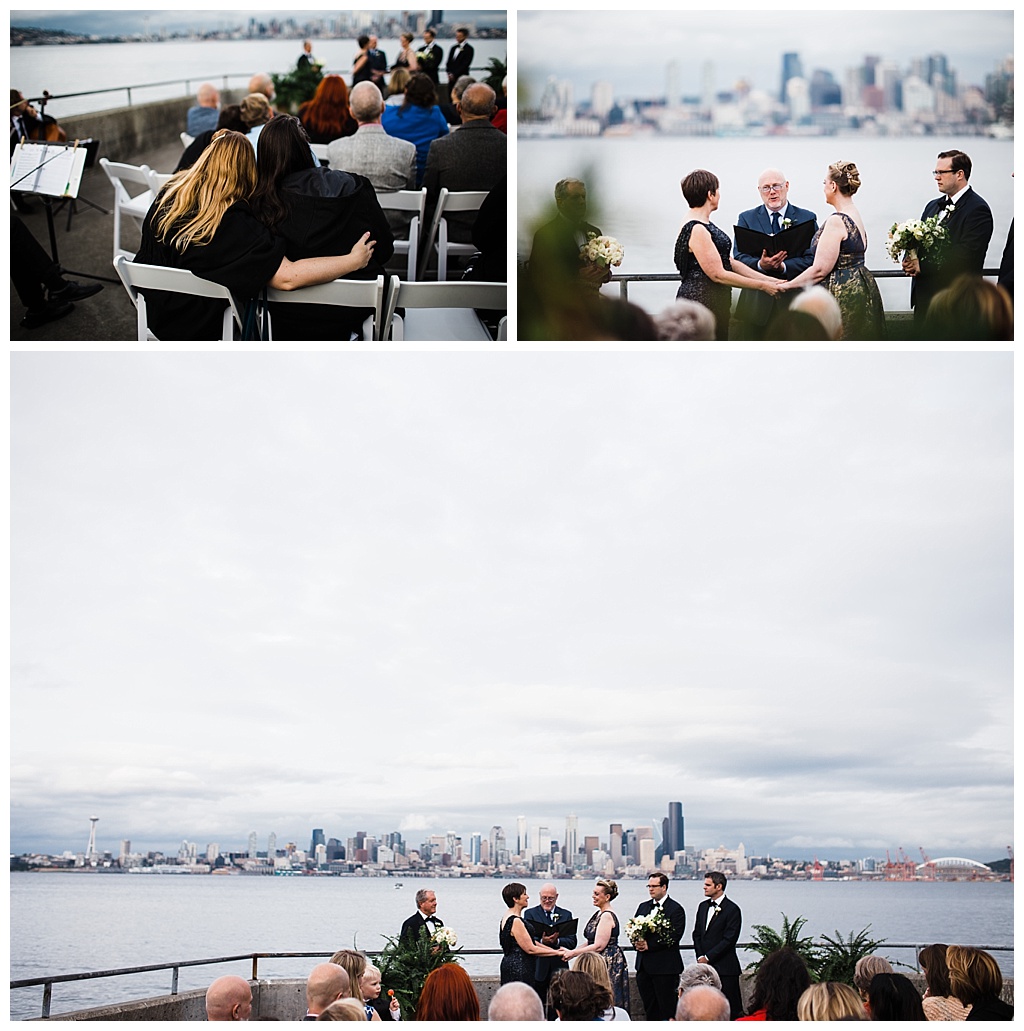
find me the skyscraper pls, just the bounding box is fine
[564,815,579,865]
[781,52,804,103]
[311,828,325,855]
[517,815,527,856]
[658,801,685,862]
[609,823,624,869]
[267,832,277,859]
[247,831,258,859]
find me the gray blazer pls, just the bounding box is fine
[327,124,416,192]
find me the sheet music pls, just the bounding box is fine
[10,142,87,198]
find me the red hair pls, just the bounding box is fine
[298,75,356,142]
[416,964,479,1021]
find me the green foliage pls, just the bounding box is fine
[374,931,462,1021]
[815,925,887,985]
[271,65,323,115]
[482,57,506,95]
[746,913,819,973]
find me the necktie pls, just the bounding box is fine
[771,212,780,234]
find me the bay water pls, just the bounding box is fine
[10,872,1012,1019]
[517,136,1014,315]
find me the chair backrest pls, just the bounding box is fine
[147,170,174,194]
[99,158,154,194]
[382,275,506,340]
[113,255,242,341]
[375,189,426,280]
[265,275,385,341]
[419,189,489,279]
[180,132,194,149]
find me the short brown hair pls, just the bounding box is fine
[681,169,719,207]
[938,149,972,180]
[947,945,1003,1005]
[501,882,526,906]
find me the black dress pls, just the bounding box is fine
[134,200,286,340]
[499,915,539,996]
[812,212,885,340]
[584,910,630,1010]
[674,219,733,340]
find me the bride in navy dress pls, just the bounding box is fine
[674,168,785,340]
[499,882,566,998]
[562,878,630,1010]
[780,160,885,339]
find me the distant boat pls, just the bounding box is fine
[394,882,403,889]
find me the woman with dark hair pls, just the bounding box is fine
[548,970,612,1022]
[134,129,375,340]
[499,882,566,997]
[417,963,480,1021]
[738,947,812,1021]
[674,168,784,340]
[299,75,357,144]
[380,72,448,185]
[352,35,374,85]
[947,945,1012,1021]
[562,879,629,1010]
[919,944,970,1021]
[250,116,393,340]
[867,973,926,1020]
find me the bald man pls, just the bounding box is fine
[187,83,220,136]
[205,975,252,1021]
[732,167,818,339]
[523,882,575,1007]
[675,984,731,1021]
[304,963,351,1020]
[488,981,546,1021]
[247,72,275,104]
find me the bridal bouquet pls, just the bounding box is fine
[626,909,675,947]
[580,233,625,269]
[885,216,948,263]
[432,927,458,948]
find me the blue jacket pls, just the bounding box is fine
[381,103,449,186]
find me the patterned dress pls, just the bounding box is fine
[499,915,539,996]
[813,212,886,340]
[584,910,630,1010]
[674,219,733,340]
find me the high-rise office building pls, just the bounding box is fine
[609,824,624,868]
[248,831,258,859]
[781,52,804,103]
[311,828,325,855]
[267,832,277,859]
[517,815,527,856]
[470,832,482,864]
[564,815,579,865]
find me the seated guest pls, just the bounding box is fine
[738,948,812,1022]
[328,82,415,192]
[867,973,926,1021]
[134,130,376,341]
[299,75,357,145]
[919,943,971,1021]
[423,82,506,245]
[385,67,410,106]
[329,950,380,1022]
[548,970,612,1022]
[675,984,731,1022]
[205,974,253,1021]
[923,275,1014,340]
[572,955,630,1021]
[678,964,723,993]
[797,982,868,1021]
[250,116,393,341]
[492,78,508,133]
[416,964,480,1021]
[488,981,545,1021]
[788,284,843,340]
[175,104,246,172]
[240,92,274,145]
[946,945,1013,1021]
[765,309,830,340]
[186,83,220,136]
[381,72,449,186]
[306,962,351,1020]
[248,72,277,108]
[853,955,894,1015]
[360,963,400,1021]
[440,75,475,127]
[317,998,366,1021]
[654,299,716,340]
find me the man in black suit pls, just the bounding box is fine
[634,872,687,1021]
[367,36,388,89]
[303,963,349,1020]
[399,888,443,945]
[733,167,818,339]
[903,149,994,326]
[523,882,576,1008]
[446,28,475,102]
[528,178,606,289]
[692,872,743,1020]
[417,29,443,90]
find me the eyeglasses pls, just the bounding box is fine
[540,895,557,901]
[759,183,786,194]
[933,168,955,177]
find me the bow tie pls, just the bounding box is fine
[943,198,956,210]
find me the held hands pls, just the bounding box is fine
[760,278,784,297]
[902,255,920,277]
[579,261,613,289]
[759,248,787,272]
[349,231,376,270]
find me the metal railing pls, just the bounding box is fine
[11,944,1014,1019]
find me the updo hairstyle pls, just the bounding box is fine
[595,877,619,900]
[828,160,861,196]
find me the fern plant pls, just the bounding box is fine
[815,926,887,985]
[374,930,462,1020]
[745,913,819,974]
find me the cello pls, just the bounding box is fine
[12,90,67,143]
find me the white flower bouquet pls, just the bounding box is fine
[579,233,625,269]
[626,909,675,947]
[431,927,458,948]
[886,216,949,263]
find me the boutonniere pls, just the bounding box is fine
[781,217,794,229]
[552,912,560,921]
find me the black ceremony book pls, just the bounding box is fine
[734,219,817,258]
[525,917,579,939]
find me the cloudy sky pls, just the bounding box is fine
[519,10,1013,106]
[11,352,1011,862]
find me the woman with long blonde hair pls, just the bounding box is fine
[134,129,376,339]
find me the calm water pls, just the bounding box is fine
[517,136,1014,314]
[10,37,509,118]
[10,873,1012,1019]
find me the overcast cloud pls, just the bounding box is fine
[11,353,1011,861]
[519,10,1013,105]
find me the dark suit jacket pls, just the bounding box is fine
[633,896,686,975]
[423,120,507,242]
[912,185,994,313]
[418,43,443,84]
[528,214,602,286]
[733,202,818,326]
[692,897,741,977]
[399,912,443,945]
[523,903,577,981]
[446,43,475,83]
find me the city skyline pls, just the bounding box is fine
[12,354,1011,863]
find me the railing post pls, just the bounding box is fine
[252,955,259,981]
[171,965,179,995]
[42,982,52,1019]
[126,86,132,107]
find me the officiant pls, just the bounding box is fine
[732,168,818,339]
[523,882,576,1011]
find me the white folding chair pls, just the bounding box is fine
[382,275,506,341]
[147,170,174,194]
[375,188,426,281]
[265,275,386,341]
[113,255,243,341]
[99,158,156,261]
[180,132,195,149]
[419,188,488,281]
[310,142,329,165]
